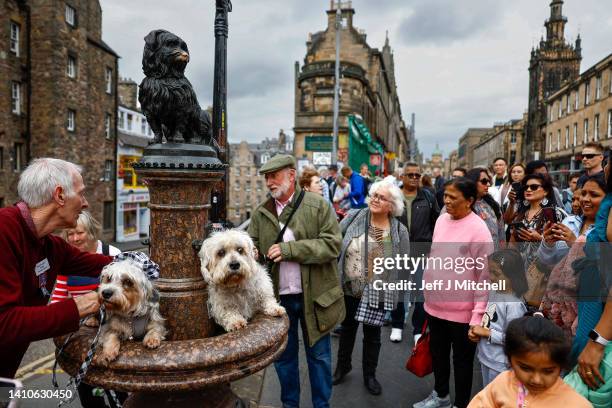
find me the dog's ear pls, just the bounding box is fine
[198,246,212,283]
[144,30,164,50]
[142,30,167,77]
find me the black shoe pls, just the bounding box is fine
[332,366,351,385]
[364,376,382,395]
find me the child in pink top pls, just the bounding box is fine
[468,316,590,407]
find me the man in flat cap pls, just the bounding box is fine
[248,154,344,408]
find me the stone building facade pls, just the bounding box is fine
[116,79,153,242]
[544,53,612,174]
[293,1,408,173]
[525,0,581,161]
[473,117,526,168]
[1,0,118,240]
[228,133,293,226]
[457,128,493,169]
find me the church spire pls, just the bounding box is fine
[545,0,567,44]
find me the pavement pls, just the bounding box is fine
[15,320,482,408]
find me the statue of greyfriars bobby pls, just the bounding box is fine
[139,30,215,148]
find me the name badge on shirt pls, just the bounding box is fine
[35,258,50,276]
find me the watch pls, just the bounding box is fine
[588,329,610,346]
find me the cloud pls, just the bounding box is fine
[397,0,502,46]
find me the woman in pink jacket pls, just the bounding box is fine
[414,177,494,408]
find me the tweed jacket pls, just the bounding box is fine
[338,208,410,306]
[247,185,345,347]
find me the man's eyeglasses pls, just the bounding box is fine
[525,184,543,191]
[370,193,390,203]
[582,153,602,159]
[403,173,421,179]
[479,178,491,185]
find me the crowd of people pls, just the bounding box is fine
[1,144,611,408]
[248,143,610,408]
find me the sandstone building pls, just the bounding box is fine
[1,0,118,240]
[293,1,408,174]
[544,53,612,174]
[457,128,493,169]
[473,117,526,168]
[228,133,293,226]
[525,0,581,161]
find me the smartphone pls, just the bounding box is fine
[511,182,523,195]
[542,207,558,224]
[0,377,23,408]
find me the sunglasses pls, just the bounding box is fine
[524,184,543,191]
[403,173,421,179]
[582,153,602,159]
[479,178,491,185]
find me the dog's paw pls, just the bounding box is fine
[84,316,99,327]
[95,348,119,366]
[264,304,286,317]
[226,317,248,332]
[142,332,162,349]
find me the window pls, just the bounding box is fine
[596,75,602,100]
[548,133,552,153]
[105,68,112,94]
[127,114,133,131]
[583,119,589,143]
[565,126,569,149]
[594,114,600,141]
[573,123,578,146]
[608,110,612,139]
[0,197,4,208]
[119,155,145,188]
[67,55,76,78]
[0,146,4,169]
[105,113,112,139]
[575,89,579,110]
[548,106,553,123]
[67,109,76,131]
[141,118,147,135]
[11,82,21,114]
[509,151,516,165]
[13,143,24,172]
[234,209,240,217]
[103,201,114,230]
[556,129,561,151]
[65,4,76,26]
[10,22,20,56]
[118,111,125,129]
[566,93,570,114]
[104,160,112,181]
[585,81,591,105]
[558,101,562,118]
[510,132,516,143]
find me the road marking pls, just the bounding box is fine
[15,353,55,379]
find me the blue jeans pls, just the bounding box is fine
[275,294,332,408]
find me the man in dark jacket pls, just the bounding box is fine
[432,166,446,208]
[389,163,440,344]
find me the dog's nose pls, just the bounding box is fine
[101,289,114,300]
[229,261,240,271]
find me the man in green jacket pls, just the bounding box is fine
[248,154,344,408]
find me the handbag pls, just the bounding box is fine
[405,320,432,377]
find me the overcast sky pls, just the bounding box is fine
[100,0,612,159]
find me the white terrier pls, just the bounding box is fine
[96,260,167,365]
[199,229,285,332]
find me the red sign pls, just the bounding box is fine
[369,154,381,166]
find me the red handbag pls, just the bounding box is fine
[405,320,432,377]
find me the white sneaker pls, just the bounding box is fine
[413,390,452,408]
[414,333,422,344]
[390,328,402,342]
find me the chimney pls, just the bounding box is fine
[118,78,138,110]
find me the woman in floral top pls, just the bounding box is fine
[466,168,505,250]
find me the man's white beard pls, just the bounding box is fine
[270,178,291,199]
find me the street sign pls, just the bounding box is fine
[313,152,332,165]
[305,135,333,151]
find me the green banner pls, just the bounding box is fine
[305,135,333,152]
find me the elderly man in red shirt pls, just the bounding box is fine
[0,158,112,378]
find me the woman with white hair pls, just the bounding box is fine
[333,180,409,395]
[65,211,121,256]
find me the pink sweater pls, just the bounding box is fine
[423,211,494,326]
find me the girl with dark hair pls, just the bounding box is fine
[466,168,505,250]
[468,316,591,407]
[415,178,494,408]
[538,176,607,340]
[468,249,528,386]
